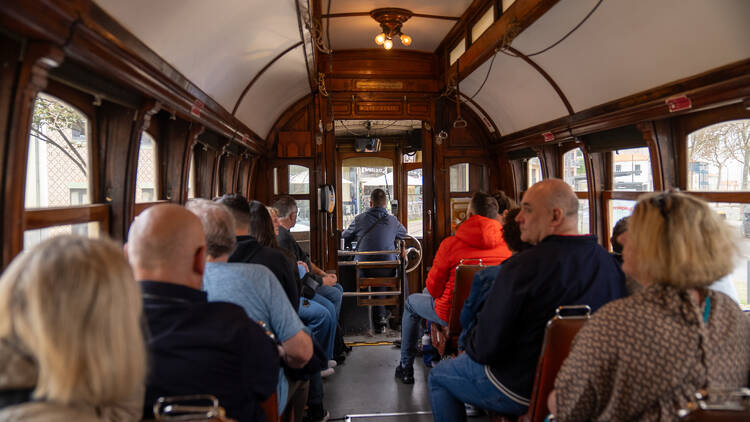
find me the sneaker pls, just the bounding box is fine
[465,403,481,417]
[320,367,334,378]
[394,364,414,384]
[303,404,330,422]
[328,360,338,369]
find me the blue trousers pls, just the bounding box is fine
[399,291,446,368]
[299,295,336,360]
[428,353,528,422]
[316,283,343,318]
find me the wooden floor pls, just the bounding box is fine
[323,340,491,421]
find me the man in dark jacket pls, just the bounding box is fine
[342,188,406,332]
[427,179,625,422]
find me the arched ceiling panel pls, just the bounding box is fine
[235,49,311,138]
[509,0,750,112]
[462,55,569,136]
[94,0,310,137]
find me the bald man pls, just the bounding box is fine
[126,204,280,422]
[428,179,625,422]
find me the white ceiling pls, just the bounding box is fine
[463,0,750,135]
[321,0,472,51]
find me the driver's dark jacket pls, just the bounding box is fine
[342,207,406,274]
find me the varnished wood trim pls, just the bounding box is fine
[24,204,110,230]
[506,46,573,115]
[603,190,750,204]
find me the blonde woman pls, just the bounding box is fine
[0,236,146,421]
[549,191,750,421]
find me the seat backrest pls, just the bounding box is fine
[527,305,590,422]
[446,262,485,347]
[679,409,750,422]
[260,392,279,422]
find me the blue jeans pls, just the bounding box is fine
[400,291,446,368]
[307,371,324,406]
[299,296,336,360]
[316,283,343,319]
[428,353,528,422]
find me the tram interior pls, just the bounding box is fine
[0,0,749,421]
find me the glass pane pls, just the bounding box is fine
[291,199,310,233]
[24,222,100,250]
[608,199,636,243]
[135,133,157,203]
[289,165,310,195]
[578,199,590,234]
[527,157,542,187]
[613,147,653,191]
[450,197,471,235]
[707,202,750,310]
[187,154,195,199]
[563,148,587,191]
[407,168,423,237]
[472,6,494,42]
[687,120,750,191]
[341,157,395,230]
[26,93,90,208]
[449,163,470,192]
[449,39,465,65]
[403,151,422,163]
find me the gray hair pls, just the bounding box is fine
[273,196,298,219]
[186,199,237,258]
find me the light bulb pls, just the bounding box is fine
[400,34,412,46]
[375,33,386,45]
[383,38,393,50]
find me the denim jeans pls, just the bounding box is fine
[299,296,336,360]
[316,283,343,318]
[400,291,446,368]
[307,371,324,406]
[428,353,528,422]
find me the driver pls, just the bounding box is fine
[342,188,407,333]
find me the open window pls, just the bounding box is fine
[562,147,590,234]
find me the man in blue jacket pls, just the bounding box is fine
[428,179,625,422]
[342,188,407,332]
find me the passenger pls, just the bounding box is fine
[274,195,344,319]
[610,216,641,295]
[491,190,516,223]
[186,199,313,416]
[216,193,299,307]
[249,201,335,422]
[549,191,750,421]
[458,207,532,350]
[396,191,512,384]
[126,204,279,422]
[0,236,145,422]
[342,188,407,332]
[428,179,624,421]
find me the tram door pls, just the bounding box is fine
[440,159,489,239]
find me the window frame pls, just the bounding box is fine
[560,145,591,234]
[22,82,109,243]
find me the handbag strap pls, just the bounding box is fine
[355,214,389,251]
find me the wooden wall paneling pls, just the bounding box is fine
[158,116,190,203]
[421,121,436,272]
[637,122,664,192]
[194,144,214,199]
[586,149,608,245]
[1,42,64,266]
[323,97,337,270]
[510,159,526,203]
[249,156,264,201]
[321,50,437,80]
[235,157,250,197]
[540,143,561,178]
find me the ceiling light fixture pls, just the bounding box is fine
[370,8,413,50]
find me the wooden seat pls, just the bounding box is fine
[260,392,278,422]
[487,305,591,422]
[150,394,236,421]
[431,260,485,357]
[680,409,750,422]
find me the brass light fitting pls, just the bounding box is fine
[371,8,413,50]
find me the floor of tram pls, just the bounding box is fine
[322,331,491,421]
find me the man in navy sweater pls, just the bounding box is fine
[428,179,625,422]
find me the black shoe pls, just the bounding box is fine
[334,353,346,365]
[395,364,414,384]
[393,339,401,348]
[303,404,330,422]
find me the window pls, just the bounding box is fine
[472,6,494,42]
[341,157,394,230]
[707,202,750,309]
[449,38,465,65]
[403,151,422,163]
[407,168,422,237]
[26,93,90,208]
[687,120,750,191]
[24,222,100,249]
[289,165,310,194]
[612,147,653,191]
[135,132,158,203]
[563,148,590,233]
[187,153,195,199]
[449,163,470,192]
[527,157,542,187]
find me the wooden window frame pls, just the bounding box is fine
[134,130,162,206]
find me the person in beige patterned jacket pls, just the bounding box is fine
[549,191,750,421]
[0,236,145,421]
